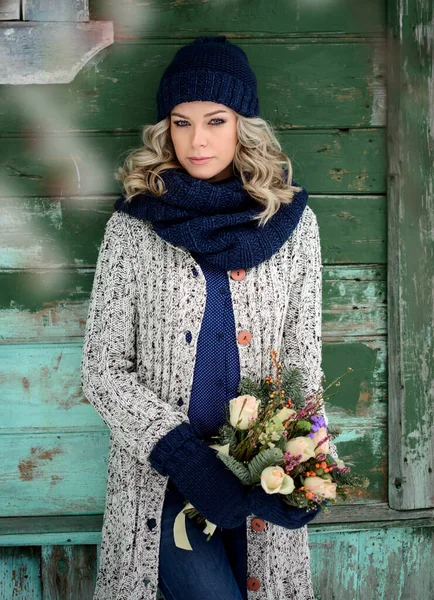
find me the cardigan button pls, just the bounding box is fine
[247,577,261,591]
[251,518,265,532]
[230,268,246,280]
[237,330,252,345]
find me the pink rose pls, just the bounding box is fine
[285,436,316,462]
[229,395,260,430]
[311,427,330,456]
[304,476,337,499]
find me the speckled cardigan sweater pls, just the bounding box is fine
[80,204,336,600]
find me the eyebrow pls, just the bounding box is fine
[170,110,229,118]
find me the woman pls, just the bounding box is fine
[81,35,337,600]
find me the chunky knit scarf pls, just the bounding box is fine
[114,168,308,270]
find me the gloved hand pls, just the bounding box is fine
[246,485,322,529]
[148,422,249,529]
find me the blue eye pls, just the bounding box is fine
[173,119,225,127]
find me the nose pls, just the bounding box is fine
[190,125,208,148]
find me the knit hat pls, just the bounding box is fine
[156,35,260,122]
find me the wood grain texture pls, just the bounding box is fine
[89,0,386,38]
[0,0,20,20]
[0,40,385,131]
[387,0,434,510]
[23,0,89,22]
[0,130,386,199]
[0,21,113,85]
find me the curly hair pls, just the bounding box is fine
[115,113,302,227]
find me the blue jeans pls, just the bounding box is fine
[158,477,248,600]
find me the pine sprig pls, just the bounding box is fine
[216,452,251,485]
[334,470,370,488]
[280,367,306,409]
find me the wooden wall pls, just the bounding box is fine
[0,0,432,597]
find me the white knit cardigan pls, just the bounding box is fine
[80,204,336,600]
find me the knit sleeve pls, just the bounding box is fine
[281,208,339,459]
[80,212,188,464]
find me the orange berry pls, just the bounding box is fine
[321,462,327,468]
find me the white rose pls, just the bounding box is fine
[229,395,260,430]
[304,476,337,499]
[285,436,316,462]
[311,427,330,456]
[260,465,295,495]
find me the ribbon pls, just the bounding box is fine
[173,443,231,550]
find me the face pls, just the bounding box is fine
[169,101,238,183]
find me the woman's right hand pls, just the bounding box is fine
[148,422,249,529]
[246,485,321,529]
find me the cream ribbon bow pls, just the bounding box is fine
[173,442,231,550]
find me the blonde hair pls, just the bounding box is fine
[115,113,302,227]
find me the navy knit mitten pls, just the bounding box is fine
[148,422,249,528]
[247,485,321,529]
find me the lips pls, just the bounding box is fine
[189,157,213,164]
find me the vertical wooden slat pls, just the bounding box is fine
[387,0,434,509]
[0,546,42,599]
[22,0,89,22]
[40,545,97,599]
[0,0,20,20]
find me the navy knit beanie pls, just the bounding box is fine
[156,35,259,122]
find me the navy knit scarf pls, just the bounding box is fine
[114,168,308,270]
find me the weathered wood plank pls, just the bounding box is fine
[0,546,42,599]
[309,526,434,599]
[40,545,97,599]
[387,0,434,509]
[0,40,386,130]
[2,507,433,547]
[0,187,385,269]
[0,267,386,340]
[89,0,385,38]
[23,0,89,22]
[0,22,113,85]
[1,432,109,517]
[0,339,387,430]
[0,426,385,517]
[0,0,20,20]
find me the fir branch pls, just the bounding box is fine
[216,452,251,485]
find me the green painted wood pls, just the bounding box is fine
[309,526,434,599]
[0,343,104,429]
[0,38,386,131]
[0,129,386,198]
[0,340,387,428]
[0,267,386,341]
[1,431,108,517]
[2,508,433,547]
[387,0,434,509]
[0,546,42,599]
[0,427,385,518]
[90,0,385,38]
[2,525,433,599]
[0,194,386,269]
[40,545,97,599]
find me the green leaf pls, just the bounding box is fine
[296,419,312,432]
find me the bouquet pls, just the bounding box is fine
[173,349,369,550]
